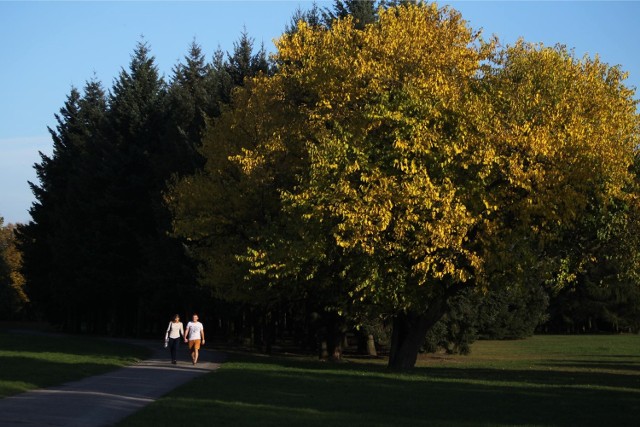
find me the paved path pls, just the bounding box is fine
[0,340,224,427]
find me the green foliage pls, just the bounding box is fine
[544,196,640,333]
[476,284,549,339]
[424,284,549,355]
[167,51,282,307]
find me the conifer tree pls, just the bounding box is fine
[285,2,324,34]
[166,41,216,173]
[226,29,270,87]
[18,81,108,330]
[323,0,378,29]
[101,40,176,334]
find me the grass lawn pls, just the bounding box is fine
[119,334,640,427]
[0,330,150,398]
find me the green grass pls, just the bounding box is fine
[0,331,150,398]
[119,334,640,427]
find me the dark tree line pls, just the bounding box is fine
[17,33,269,335]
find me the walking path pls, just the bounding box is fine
[0,339,224,427]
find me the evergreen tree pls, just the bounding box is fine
[226,29,270,87]
[101,40,178,335]
[323,0,378,29]
[17,79,110,330]
[166,40,217,173]
[285,2,325,34]
[210,47,233,105]
[56,79,109,331]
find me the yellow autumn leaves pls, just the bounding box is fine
[268,5,494,286]
[172,3,639,310]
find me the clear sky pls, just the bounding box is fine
[1,0,639,224]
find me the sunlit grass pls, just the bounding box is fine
[119,334,640,427]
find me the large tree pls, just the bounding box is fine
[172,3,638,368]
[173,3,490,363]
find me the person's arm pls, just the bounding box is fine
[184,325,190,342]
[201,326,205,344]
[165,323,171,340]
[179,323,184,338]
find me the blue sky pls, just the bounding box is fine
[1,0,639,224]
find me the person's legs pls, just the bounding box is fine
[188,339,196,363]
[169,338,178,363]
[188,339,201,364]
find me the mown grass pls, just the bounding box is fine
[119,334,640,427]
[0,331,150,398]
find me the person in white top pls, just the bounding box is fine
[184,313,205,365]
[164,314,184,364]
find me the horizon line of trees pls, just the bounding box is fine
[3,1,640,369]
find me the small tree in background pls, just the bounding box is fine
[0,218,28,319]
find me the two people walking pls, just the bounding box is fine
[164,313,205,365]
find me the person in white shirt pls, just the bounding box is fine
[164,314,184,364]
[184,313,205,365]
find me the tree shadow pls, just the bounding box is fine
[543,359,640,373]
[0,355,130,398]
[137,353,640,427]
[0,332,150,360]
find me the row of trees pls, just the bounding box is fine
[11,1,640,368]
[16,30,269,334]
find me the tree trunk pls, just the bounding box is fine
[366,334,377,357]
[388,298,448,370]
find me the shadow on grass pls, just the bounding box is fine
[120,353,640,427]
[0,332,150,399]
[231,354,640,389]
[0,332,150,360]
[0,355,136,398]
[543,359,640,373]
[197,348,228,364]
